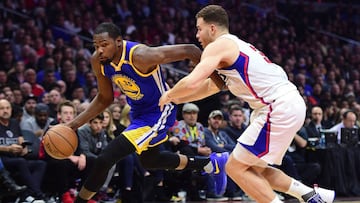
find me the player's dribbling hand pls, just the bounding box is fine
[159,91,172,111]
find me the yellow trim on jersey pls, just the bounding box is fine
[111,41,127,71]
[131,64,160,77]
[148,134,169,147]
[128,44,160,77]
[123,126,162,154]
[100,64,105,76]
[128,44,142,66]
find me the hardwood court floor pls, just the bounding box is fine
[166,197,360,203]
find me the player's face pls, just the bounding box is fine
[93,32,121,64]
[196,18,212,48]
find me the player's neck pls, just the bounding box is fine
[111,45,123,65]
[215,30,229,39]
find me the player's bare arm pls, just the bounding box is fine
[132,44,202,74]
[173,77,222,104]
[67,52,114,130]
[158,39,236,110]
[167,41,226,97]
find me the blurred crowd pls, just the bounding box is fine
[0,0,360,202]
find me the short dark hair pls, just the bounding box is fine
[90,112,104,122]
[195,5,229,29]
[94,22,122,39]
[35,103,49,114]
[229,105,243,115]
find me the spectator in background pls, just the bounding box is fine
[71,36,92,61]
[75,101,90,116]
[322,104,340,128]
[329,110,358,143]
[74,57,89,86]
[0,99,47,202]
[204,110,242,201]
[78,113,108,159]
[8,61,26,85]
[167,103,211,201]
[77,113,115,202]
[56,80,67,97]
[40,93,50,105]
[64,68,82,101]
[305,106,330,138]
[86,86,98,102]
[36,57,61,85]
[71,86,87,103]
[11,102,24,123]
[169,103,210,157]
[24,68,45,97]
[117,94,128,110]
[287,127,321,187]
[47,89,63,119]
[108,103,126,137]
[223,105,247,143]
[12,88,24,107]
[20,82,33,98]
[0,49,15,73]
[84,71,97,93]
[0,157,27,196]
[294,72,312,97]
[40,70,58,92]
[0,70,11,90]
[21,94,38,124]
[204,110,235,153]
[45,100,94,202]
[4,88,15,104]
[20,103,53,137]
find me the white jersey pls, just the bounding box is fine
[218,34,306,165]
[217,34,297,109]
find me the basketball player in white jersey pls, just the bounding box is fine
[159,4,335,203]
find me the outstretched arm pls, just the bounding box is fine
[159,38,237,110]
[66,52,114,130]
[172,76,222,104]
[133,44,202,74]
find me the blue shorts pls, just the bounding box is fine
[123,104,177,154]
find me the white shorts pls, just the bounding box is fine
[234,90,306,165]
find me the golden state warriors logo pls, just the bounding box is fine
[112,74,144,100]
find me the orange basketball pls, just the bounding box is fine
[43,124,78,159]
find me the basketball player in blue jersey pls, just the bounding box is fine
[159,5,335,203]
[66,22,229,202]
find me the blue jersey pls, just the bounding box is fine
[101,40,177,153]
